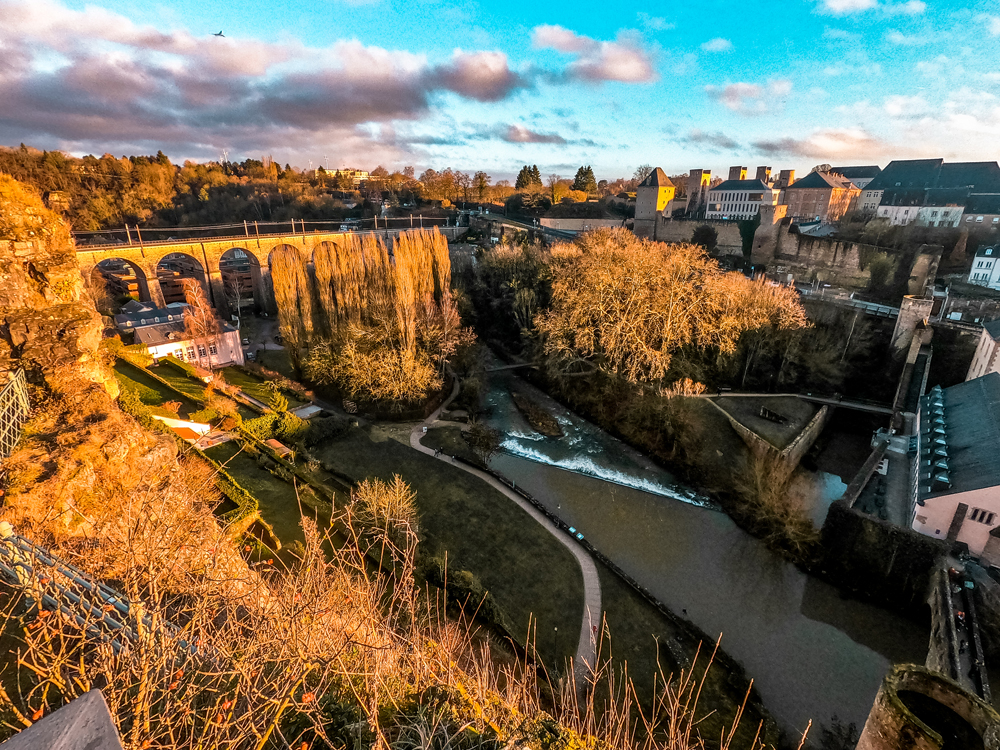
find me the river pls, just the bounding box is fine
[481,369,927,736]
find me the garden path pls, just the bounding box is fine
[409,377,602,688]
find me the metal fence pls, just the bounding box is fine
[0,370,30,459]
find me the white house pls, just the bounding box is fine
[875,204,964,227]
[968,246,1000,289]
[911,376,1000,558]
[705,179,778,221]
[134,321,244,368]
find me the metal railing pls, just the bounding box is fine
[0,370,30,459]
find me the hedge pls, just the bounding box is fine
[161,355,201,379]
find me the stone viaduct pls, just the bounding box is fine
[75,228,468,315]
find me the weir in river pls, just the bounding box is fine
[481,366,928,735]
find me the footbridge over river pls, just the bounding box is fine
[76,226,468,314]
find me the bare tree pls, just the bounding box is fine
[182,279,221,371]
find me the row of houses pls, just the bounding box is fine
[635,159,1000,235]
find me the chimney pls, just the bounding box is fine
[729,166,748,181]
[755,166,772,183]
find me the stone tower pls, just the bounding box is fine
[633,168,675,239]
[857,664,1000,750]
[686,169,712,218]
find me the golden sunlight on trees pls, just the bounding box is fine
[535,229,807,386]
[270,245,315,363]
[302,229,473,404]
[181,279,220,371]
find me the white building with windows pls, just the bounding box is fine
[911,376,1000,558]
[968,246,1000,289]
[705,179,777,220]
[113,302,244,368]
[875,204,964,227]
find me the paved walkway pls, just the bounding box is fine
[409,377,602,687]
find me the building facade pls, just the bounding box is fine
[114,302,245,368]
[966,319,1000,381]
[967,246,1000,289]
[705,179,777,220]
[911,376,1000,556]
[782,170,860,222]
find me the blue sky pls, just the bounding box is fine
[1,0,999,181]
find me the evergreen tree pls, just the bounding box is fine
[530,165,542,186]
[515,165,533,190]
[573,166,597,194]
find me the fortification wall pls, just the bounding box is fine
[651,217,744,255]
[539,218,623,231]
[820,499,958,614]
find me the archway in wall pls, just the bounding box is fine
[220,247,264,314]
[91,258,151,309]
[155,253,208,306]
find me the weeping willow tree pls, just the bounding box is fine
[303,229,473,405]
[270,244,314,366]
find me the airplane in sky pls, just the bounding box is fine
[213,30,224,37]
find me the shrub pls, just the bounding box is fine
[242,414,277,442]
[189,408,220,424]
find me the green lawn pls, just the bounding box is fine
[421,425,482,467]
[257,349,297,380]
[150,362,210,402]
[315,425,584,669]
[113,361,202,420]
[221,366,306,409]
[204,441,331,561]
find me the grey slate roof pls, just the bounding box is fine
[866,159,943,191]
[786,171,856,190]
[113,304,189,330]
[967,194,1000,214]
[830,165,881,179]
[975,246,999,259]
[638,168,674,188]
[708,179,770,192]
[926,372,1000,496]
[984,317,1000,339]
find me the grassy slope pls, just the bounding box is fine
[113,361,201,419]
[316,426,584,669]
[221,366,306,409]
[596,564,780,749]
[204,441,323,559]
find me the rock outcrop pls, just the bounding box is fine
[0,175,117,397]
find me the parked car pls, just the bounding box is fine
[245,350,256,361]
[242,337,250,346]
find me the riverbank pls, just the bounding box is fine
[480,365,929,735]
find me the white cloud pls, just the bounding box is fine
[637,12,674,31]
[981,15,1000,36]
[915,54,965,78]
[884,94,929,117]
[816,0,925,14]
[705,79,792,114]
[817,0,877,14]
[754,127,890,160]
[532,25,657,83]
[700,38,733,52]
[884,1,926,15]
[886,29,929,45]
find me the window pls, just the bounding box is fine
[970,508,996,525]
[175,350,183,359]
[186,347,196,360]
[989,249,995,256]
[931,211,938,217]
[209,343,218,355]
[197,345,207,357]
[943,211,950,217]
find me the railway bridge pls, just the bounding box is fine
[76,226,468,314]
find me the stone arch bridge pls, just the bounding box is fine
[76,227,468,314]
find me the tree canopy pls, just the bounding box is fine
[572,166,598,195]
[535,229,807,385]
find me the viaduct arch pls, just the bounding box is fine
[75,228,468,315]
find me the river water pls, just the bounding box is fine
[482,370,927,736]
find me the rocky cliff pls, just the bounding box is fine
[0,175,116,397]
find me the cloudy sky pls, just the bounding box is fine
[1,0,999,180]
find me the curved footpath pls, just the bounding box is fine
[409,377,602,685]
